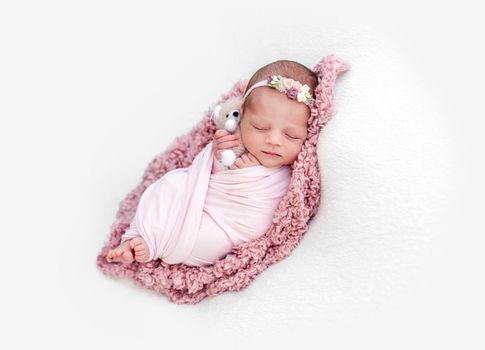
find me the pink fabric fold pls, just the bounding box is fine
[121,142,291,266]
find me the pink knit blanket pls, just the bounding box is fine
[97,55,349,304]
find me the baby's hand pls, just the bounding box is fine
[213,129,240,159]
[229,152,262,170]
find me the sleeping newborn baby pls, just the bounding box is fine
[106,60,317,266]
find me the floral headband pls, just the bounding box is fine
[242,75,314,106]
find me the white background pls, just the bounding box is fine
[0,1,483,349]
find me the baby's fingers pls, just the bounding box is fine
[218,139,239,150]
[214,129,231,139]
[234,158,245,167]
[240,154,250,163]
[247,153,260,164]
[217,134,239,144]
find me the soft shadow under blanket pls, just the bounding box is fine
[97,55,349,304]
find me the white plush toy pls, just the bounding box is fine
[212,96,246,168]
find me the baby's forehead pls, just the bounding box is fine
[247,86,309,110]
[248,111,308,130]
[282,115,308,127]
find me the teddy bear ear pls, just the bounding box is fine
[212,105,221,123]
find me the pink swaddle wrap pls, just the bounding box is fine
[121,142,291,266]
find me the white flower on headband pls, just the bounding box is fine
[297,84,311,103]
[266,75,313,106]
[280,78,290,90]
[270,76,285,92]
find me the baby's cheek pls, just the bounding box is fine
[238,124,247,143]
[239,127,251,149]
[284,144,298,161]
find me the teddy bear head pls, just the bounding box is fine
[212,96,243,133]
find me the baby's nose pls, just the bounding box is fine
[266,132,282,146]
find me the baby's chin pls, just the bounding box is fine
[257,153,288,168]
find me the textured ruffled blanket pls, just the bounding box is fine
[120,142,291,266]
[97,54,349,304]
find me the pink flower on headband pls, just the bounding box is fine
[287,87,298,100]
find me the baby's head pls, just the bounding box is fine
[239,60,318,168]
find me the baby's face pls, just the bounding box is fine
[240,87,309,168]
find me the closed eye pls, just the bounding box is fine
[252,124,266,131]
